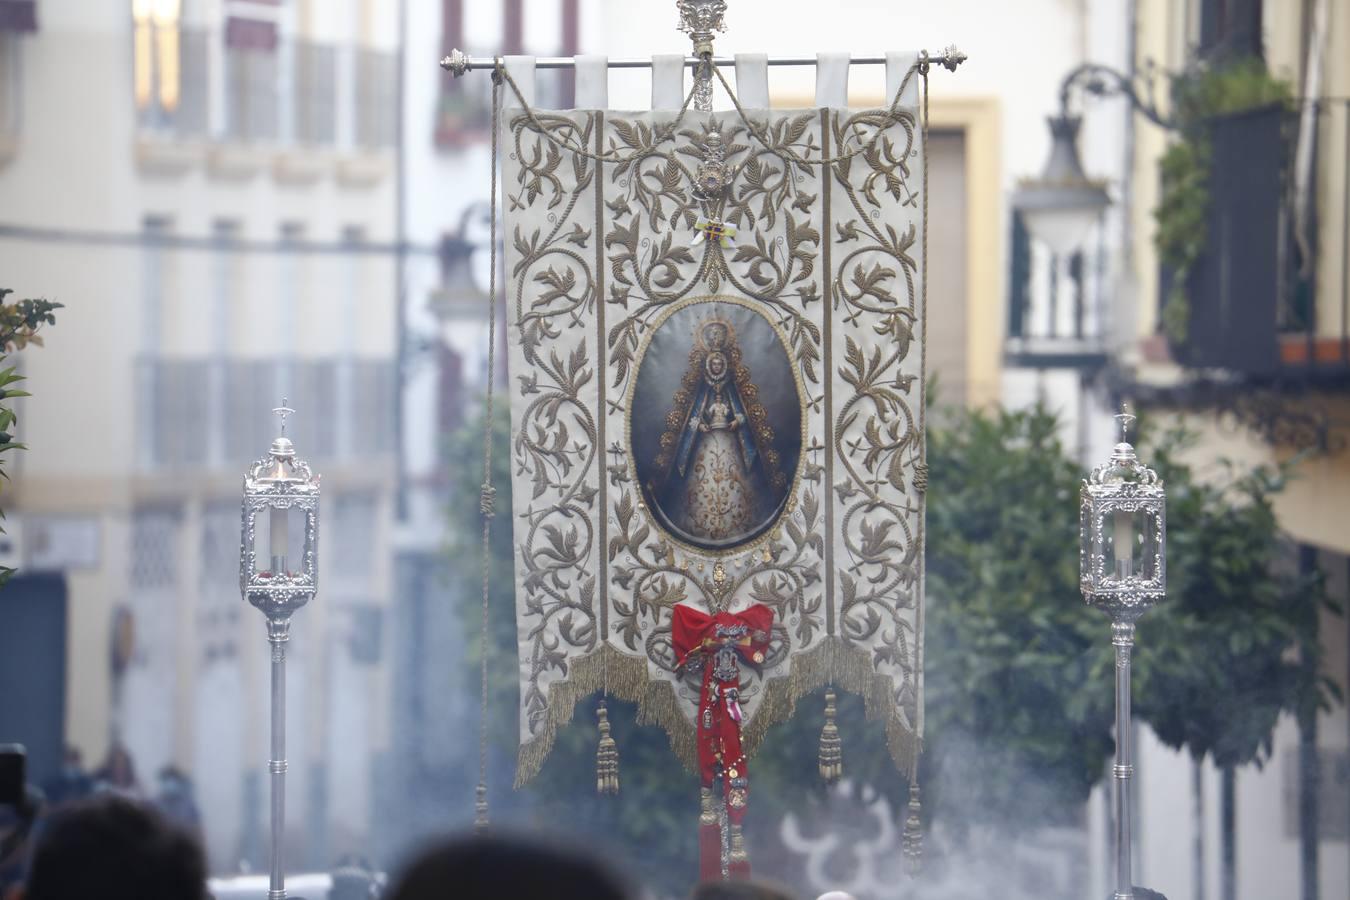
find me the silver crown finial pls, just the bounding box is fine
[273,399,295,437]
[676,0,728,40]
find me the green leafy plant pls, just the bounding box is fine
[444,401,1338,887]
[0,287,61,585]
[1133,423,1340,896]
[1154,59,1292,344]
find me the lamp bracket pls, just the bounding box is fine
[1058,62,1175,131]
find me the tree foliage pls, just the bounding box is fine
[444,401,1337,889]
[0,288,61,585]
[921,405,1115,827]
[1134,425,1340,767]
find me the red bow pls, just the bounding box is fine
[672,603,773,880]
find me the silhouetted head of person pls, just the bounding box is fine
[691,880,799,900]
[15,794,206,900]
[387,832,631,900]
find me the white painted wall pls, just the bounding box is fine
[1,0,399,873]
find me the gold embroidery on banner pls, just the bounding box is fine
[504,94,925,787]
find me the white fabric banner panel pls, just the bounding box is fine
[499,59,928,784]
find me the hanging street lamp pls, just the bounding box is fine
[239,400,320,900]
[1080,406,1166,900]
[1011,112,1111,257]
[1013,62,1175,257]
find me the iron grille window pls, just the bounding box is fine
[131,507,181,590]
[289,360,338,461]
[148,359,210,466]
[351,359,396,455]
[331,493,377,581]
[224,40,278,141]
[225,359,282,464]
[353,48,396,149]
[293,40,336,145]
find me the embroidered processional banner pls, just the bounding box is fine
[501,56,928,785]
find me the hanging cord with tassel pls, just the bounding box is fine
[596,623,620,793]
[902,766,923,876]
[595,699,619,794]
[474,60,503,833]
[818,688,842,784]
[903,53,931,879]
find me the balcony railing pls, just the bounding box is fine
[133,28,395,152]
[137,356,396,471]
[1165,102,1350,379]
[1004,210,1111,370]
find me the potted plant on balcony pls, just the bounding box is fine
[1154,59,1292,361]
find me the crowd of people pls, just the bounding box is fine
[1,747,1168,900]
[0,790,850,900]
[0,744,202,896]
[0,742,862,900]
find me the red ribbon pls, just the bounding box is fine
[672,603,773,880]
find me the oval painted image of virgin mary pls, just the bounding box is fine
[629,298,804,552]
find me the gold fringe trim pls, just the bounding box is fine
[515,637,921,787]
[740,637,921,777]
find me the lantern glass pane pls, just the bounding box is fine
[1138,506,1160,580]
[1079,497,1092,577]
[1099,507,1157,584]
[258,505,303,577]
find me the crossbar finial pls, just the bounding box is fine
[1115,402,1135,444]
[273,398,295,436]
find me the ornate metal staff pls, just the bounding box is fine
[676,0,727,112]
[1080,408,1165,900]
[240,401,320,900]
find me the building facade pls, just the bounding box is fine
[1129,1,1350,898]
[0,0,400,874]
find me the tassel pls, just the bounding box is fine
[727,822,750,879]
[818,689,842,783]
[473,782,489,833]
[902,780,923,876]
[596,699,619,794]
[698,787,722,882]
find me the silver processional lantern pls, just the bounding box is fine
[240,400,319,900]
[1080,407,1164,900]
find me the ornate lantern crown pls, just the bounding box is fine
[1079,408,1165,619]
[240,400,320,623]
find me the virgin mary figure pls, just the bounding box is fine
[647,317,786,548]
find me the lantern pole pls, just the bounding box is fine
[266,619,289,900]
[1109,407,1136,900]
[267,401,291,900]
[1080,405,1165,900]
[241,400,320,900]
[1112,616,1136,900]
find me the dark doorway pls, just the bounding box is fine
[0,573,68,789]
